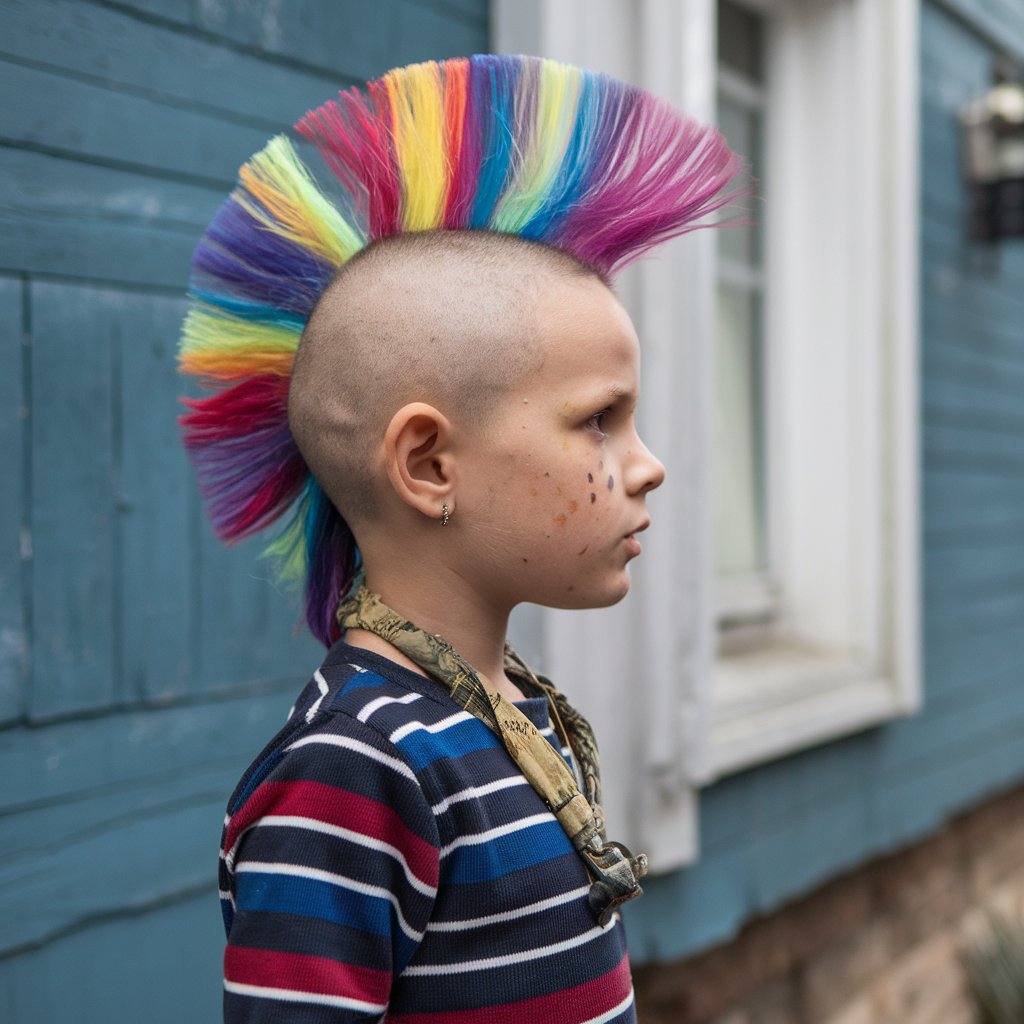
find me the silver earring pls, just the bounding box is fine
[440,504,450,527]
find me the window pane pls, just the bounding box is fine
[717,95,762,266]
[718,0,764,80]
[714,284,766,575]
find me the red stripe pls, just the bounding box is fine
[226,945,390,1005]
[387,950,632,1024]
[225,780,438,888]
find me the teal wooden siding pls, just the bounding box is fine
[0,2,488,1020]
[625,0,1024,962]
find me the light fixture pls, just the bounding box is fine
[960,60,1024,242]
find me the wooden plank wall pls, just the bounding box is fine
[0,2,488,1020]
[624,0,1024,963]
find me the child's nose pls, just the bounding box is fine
[627,437,666,495]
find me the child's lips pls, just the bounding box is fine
[623,520,649,557]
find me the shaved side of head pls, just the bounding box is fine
[288,231,600,523]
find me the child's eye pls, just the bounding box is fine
[587,409,610,433]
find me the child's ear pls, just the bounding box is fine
[383,402,456,520]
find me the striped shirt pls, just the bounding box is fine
[220,641,635,1023]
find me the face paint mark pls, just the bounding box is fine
[529,487,538,497]
[522,557,529,563]
[568,500,578,514]
[607,475,614,491]
[567,585,575,592]
[555,486,563,496]
[598,460,604,470]
[590,493,596,504]
[587,473,594,483]
[553,513,567,528]
[577,545,588,556]
[543,472,550,478]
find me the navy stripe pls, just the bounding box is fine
[429,850,583,921]
[393,929,629,1010]
[228,909,393,969]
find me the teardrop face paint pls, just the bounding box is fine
[452,274,665,611]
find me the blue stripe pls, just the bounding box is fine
[444,818,571,884]
[470,55,515,228]
[392,716,499,771]
[236,869,391,934]
[336,669,392,695]
[236,870,421,967]
[187,288,305,329]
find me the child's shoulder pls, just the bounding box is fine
[224,643,511,826]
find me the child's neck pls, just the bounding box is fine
[343,572,527,703]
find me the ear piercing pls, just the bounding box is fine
[440,504,450,527]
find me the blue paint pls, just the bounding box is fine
[0,277,24,724]
[0,1,490,1018]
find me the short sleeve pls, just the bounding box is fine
[220,716,440,1022]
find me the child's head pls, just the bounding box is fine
[289,228,664,613]
[178,54,742,644]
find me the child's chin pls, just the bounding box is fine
[548,576,632,611]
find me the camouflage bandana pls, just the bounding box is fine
[335,584,648,923]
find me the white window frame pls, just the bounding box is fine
[496,0,920,872]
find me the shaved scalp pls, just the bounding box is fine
[288,230,600,522]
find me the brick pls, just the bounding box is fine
[735,977,801,1024]
[865,930,970,1024]
[708,1011,750,1024]
[780,872,874,965]
[965,822,1024,899]
[796,917,895,1021]
[865,828,971,953]
[821,996,876,1024]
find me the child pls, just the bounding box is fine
[180,54,741,1023]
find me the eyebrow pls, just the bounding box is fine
[602,383,637,405]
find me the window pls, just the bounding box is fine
[714,0,774,633]
[495,0,920,871]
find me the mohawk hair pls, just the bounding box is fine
[179,53,744,647]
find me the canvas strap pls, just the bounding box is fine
[336,585,647,923]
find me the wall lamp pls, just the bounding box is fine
[960,60,1024,242]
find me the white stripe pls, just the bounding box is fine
[285,734,416,781]
[430,775,528,815]
[242,815,437,897]
[223,980,385,1014]
[439,812,554,858]
[305,669,330,723]
[403,916,618,975]
[237,860,424,942]
[426,885,589,932]
[357,691,420,723]
[581,988,635,1024]
[390,710,474,744]
[218,888,236,909]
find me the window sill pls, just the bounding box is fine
[708,641,915,778]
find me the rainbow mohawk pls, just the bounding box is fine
[179,54,744,646]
